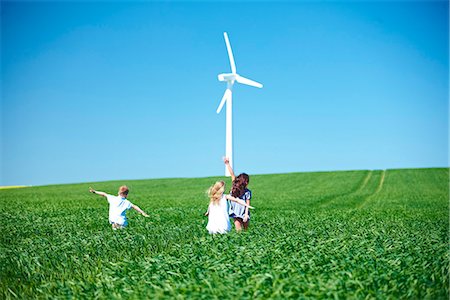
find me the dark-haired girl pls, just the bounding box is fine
[223,157,252,231]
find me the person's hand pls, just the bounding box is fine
[142,212,149,217]
[223,157,230,165]
[89,187,95,193]
[243,214,249,222]
[204,211,209,216]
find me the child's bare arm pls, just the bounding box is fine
[223,157,236,181]
[131,204,149,217]
[89,187,107,197]
[226,195,254,209]
[243,199,250,222]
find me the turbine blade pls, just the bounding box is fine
[216,89,231,114]
[224,32,236,74]
[235,74,263,88]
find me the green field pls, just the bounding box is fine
[1,168,448,299]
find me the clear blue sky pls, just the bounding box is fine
[1,1,448,186]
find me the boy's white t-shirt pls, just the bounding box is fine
[106,195,132,225]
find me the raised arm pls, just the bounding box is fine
[131,204,149,217]
[89,187,107,197]
[226,194,254,209]
[223,157,236,181]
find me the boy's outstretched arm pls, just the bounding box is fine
[131,204,149,217]
[226,195,254,209]
[223,157,236,181]
[89,187,107,197]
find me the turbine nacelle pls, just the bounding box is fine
[216,33,263,113]
[217,32,263,91]
[218,73,236,82]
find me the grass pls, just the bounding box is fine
[0,168,448,299]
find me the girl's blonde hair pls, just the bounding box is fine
[208,181,225,205]
[118,185,129,196]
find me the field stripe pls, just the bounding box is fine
[317,171,372,208]
[375,170,386,194]
[357,170,386,209]
[357,171,372,192]
[0,186,29,190]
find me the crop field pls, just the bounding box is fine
[0,168,448,299]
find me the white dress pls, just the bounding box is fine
[106,195,132,226]
[206,195,231,234]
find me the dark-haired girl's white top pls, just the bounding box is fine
[229,189,252,220]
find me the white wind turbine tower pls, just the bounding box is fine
[216,32,263,176]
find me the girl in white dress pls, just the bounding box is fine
[205,181,254,234]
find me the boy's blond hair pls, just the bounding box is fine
[118,185,129,196]
[208,181,225,205]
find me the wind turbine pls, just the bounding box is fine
[216,32,263,176]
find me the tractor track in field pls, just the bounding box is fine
[317,170,387,209]
[357,170,386,209]
[356,170,372,192]
[375,170,386,193]
[317,171,373,208]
